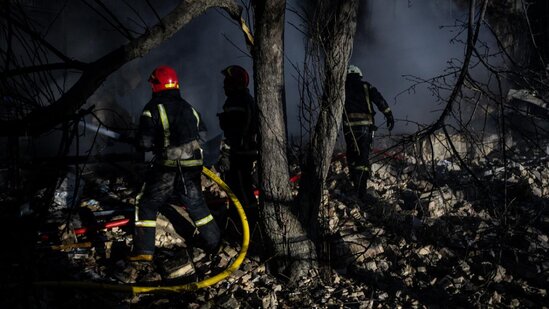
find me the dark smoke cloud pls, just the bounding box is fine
[283,0,484,135]
[350,0,470,134]
[26,1,253,156]
[22,0,494,157]
[83,1,253,139]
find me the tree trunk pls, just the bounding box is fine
[253,0,317,280]
[297,0,359,240]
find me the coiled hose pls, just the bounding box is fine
[34,166,249,294]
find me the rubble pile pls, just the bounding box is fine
[1,149,548,307]
[321,150,549,307]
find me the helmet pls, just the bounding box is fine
[148,65,180,93]
[347,64,362,77]
[221,65,249,89]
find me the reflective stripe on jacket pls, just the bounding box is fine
[344,74,391,126]
[138,89,204,165]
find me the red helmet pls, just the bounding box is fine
[148,65,180,93]
[221,65,249,89]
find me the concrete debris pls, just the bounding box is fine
[417,246,432,256]
[2,138,548,308]
[53,171,85,209]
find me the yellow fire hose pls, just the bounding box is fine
[34,166,249,294]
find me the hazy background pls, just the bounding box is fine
[352,0,467,134]
[16,0,479,156]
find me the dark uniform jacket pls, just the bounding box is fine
[218,89,258,152]
[138,89,205,162]
[344,74,391,126]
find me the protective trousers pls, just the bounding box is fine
[343,124,373,198]
[133,166,220,255]
[227,152,256,208]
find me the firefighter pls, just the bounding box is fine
[344,64,394,199]
[217,65,258,211]
[130,65,221,263]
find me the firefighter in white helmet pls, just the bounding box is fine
[343,64,394,199]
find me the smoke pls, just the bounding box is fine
[351,0,471,134]
[15,0,499,157]
[23,0,253,156]
[80,1,253,139]
[282,0,495,136]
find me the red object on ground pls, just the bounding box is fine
[372,148,405,161]
[333,152,347,161]
[253,173,300,198]
[217,149,403,201]
[73,218,130,235]
[289,174,301,183]
[104,218,130,229]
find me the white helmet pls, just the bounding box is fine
[347,64,362,77]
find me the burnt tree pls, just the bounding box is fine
[252,0,317,280]
[252,0,359,280]
[297,0,359,243]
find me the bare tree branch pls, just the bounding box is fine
[0,0,242,136]
[0,62,88,80]
[422,0,489,136]
[0,10,75,64]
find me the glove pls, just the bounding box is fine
[385,113,394,131]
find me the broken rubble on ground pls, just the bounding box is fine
[1,136,548,308]
[323,135,548,307]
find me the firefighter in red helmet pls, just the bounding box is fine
[122,65,220,281]
[217,65,258,216]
